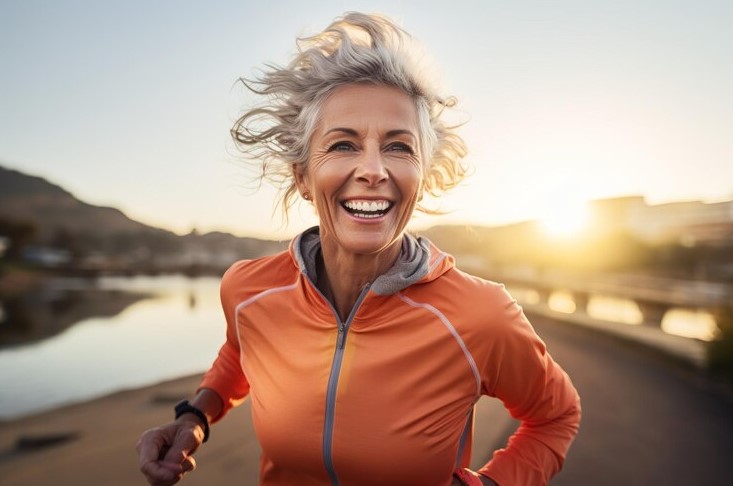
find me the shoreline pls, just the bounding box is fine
[0,373,204,425]
[0,372,263,486]
[3,314,730,485]
[0,372,510,486]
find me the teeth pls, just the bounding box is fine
[343,200,390,213]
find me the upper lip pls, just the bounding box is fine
[340,196,393,203]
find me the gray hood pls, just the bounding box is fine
[292,226,431,295]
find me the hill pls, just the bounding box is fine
[0,165,285,272]
[0,166,167,238]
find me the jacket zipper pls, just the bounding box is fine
[321,283,371,486]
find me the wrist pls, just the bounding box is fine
[453,468,484,486]
[174,400,210,442]
[453,468,498,486]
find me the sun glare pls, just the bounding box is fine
[538,198,590,238]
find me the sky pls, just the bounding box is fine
[1,0,731,240]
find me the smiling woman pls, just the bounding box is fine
[229,13,468,220]
[294,84,424,317]
[136,12,580,486]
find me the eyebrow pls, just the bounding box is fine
[323,127,417,140]
[323,127,358,137]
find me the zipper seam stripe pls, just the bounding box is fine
[234,281,300,316]
[322,284,371,486]
[233,280,300,370]
[398,292,482,468]
[429,250,448,273]
[455,407,475,468]
[323,338,344,486]
[397,293,482,398]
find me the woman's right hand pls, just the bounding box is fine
[136,418,205,486]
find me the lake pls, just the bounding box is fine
[0,274,719,420]
[0,275,226,420]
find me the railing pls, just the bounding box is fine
[460,261,733,368]
[475,265,731,323]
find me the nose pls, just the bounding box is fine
[354,145,388,186]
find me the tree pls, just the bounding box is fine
[0,217,37,260]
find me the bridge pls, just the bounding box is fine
[460,262,733,369]
[486,265,731,320]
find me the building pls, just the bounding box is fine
[588,196,733,246]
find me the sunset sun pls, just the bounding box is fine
[538,197,590,238]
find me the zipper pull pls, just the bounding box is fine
[336,325,346,349]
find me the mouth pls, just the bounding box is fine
[341,199,393,219]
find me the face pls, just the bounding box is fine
[295,83,424,258]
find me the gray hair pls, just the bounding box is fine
[231,12,468,218]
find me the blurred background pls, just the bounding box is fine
[1,1,731,485]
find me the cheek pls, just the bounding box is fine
[308,167,345,215]
[393,163,423,201]
[311,167,341,199]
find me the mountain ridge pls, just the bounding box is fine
[0,165,286,265]
[0,165,171,239]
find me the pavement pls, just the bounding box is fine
[0,310,731,485]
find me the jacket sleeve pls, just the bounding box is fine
[477,287,581,485]
[198,261,251,422]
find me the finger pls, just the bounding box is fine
[159,461,185,473]
[181,455,197,473]
[160,450,196,476]
[161,429,201,465]
[137,432,170,468]
[140,459,179,485]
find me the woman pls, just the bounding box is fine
[137,12,580,486]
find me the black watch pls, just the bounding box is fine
[174,400,210,443]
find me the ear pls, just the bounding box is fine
[292,163,309,196]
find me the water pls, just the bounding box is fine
[506,285,720,342]
[0,275,721,420]
[0,275,226,420]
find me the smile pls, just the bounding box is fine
[341,199,393,219]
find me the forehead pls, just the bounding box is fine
[317,84,419,133]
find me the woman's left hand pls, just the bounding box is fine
[452,468,499,486]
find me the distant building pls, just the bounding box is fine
[630,200,733,246]
[22,246,72,266]
[588,196,733,246]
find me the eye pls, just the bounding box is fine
[385,142,415,154]
[327,141,356,152]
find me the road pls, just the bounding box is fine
[1,311,731,485]
[506,312,733,485]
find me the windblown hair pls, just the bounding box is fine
[231,12,468,217]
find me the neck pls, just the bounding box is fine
[317,237,402,321]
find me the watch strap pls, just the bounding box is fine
[174,400,210,443]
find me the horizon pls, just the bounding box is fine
[3,162,731,242]
[1,1,731,240]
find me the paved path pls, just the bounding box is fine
[0,312,731,485]
[520,312,733,485]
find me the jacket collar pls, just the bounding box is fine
[289,226,453,296]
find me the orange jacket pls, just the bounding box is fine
[200,228,580,485]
